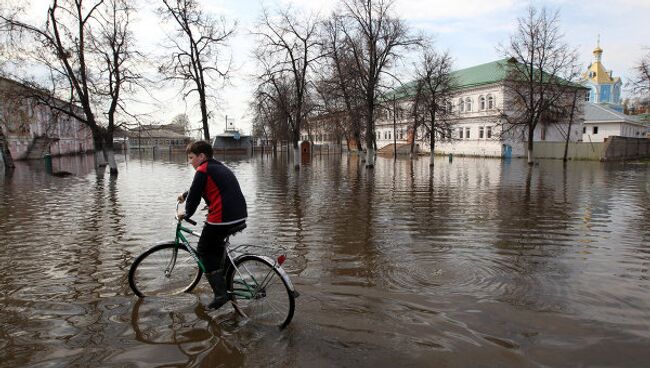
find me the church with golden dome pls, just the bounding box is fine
[581,37,623,111]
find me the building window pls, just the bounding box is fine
[593,126,599,134]
[459,98,464,113]
[487,126,492,138]
[388,131,392,140]
[465,98,472,112]
[459,128,464,139]
[479,126,484,139]
[479,96,486,110]
[447,129,452,140]
[465,127,471,139]
[487,95,494,110]
[583,127,586,134]
[446,101,453,113]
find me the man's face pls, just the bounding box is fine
[188,152,206,169]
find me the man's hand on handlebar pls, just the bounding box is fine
[177,192,186,203]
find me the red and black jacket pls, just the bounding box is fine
[184,159,247,225]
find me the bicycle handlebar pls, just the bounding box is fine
[176,200,197,226]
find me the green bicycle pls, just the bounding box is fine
[128,202,297,329]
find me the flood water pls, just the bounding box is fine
[1,152,649,367]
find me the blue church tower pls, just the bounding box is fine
[581,37,623,111]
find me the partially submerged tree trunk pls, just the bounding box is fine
[0,130,15,170]
[103,135,118,175]
[429,133,436,166]
[563,90,578,162]
[527,126,535,165]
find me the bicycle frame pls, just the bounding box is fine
[172,219,267,299]
[174,221,206,273]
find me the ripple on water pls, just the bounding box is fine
[1,155,649,367]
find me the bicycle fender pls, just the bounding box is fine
[153,240,176,246]
[232,254,296,294]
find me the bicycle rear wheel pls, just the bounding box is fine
[226,255,295,329]
[129,242,203,297]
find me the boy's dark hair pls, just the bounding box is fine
[186,140,214,158]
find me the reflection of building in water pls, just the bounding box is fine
[303,59,586,158]
[0,77,94,160]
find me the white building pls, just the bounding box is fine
[582,103,648,142]
[375,59,585,158]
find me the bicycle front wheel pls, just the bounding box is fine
[226,255,295,329]
[129,242,203,297]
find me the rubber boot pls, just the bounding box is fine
[205,270,229,310]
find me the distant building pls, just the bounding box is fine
[581,39,623,111]
[0,76,93,160]
[582,103,648,142]
[122,124,191,151]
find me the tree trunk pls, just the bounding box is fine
[200,90,210,141]
[429,136,435,166]
[93,134,107,167]
[563,91,578,162]
[104,136,118,175]
[0,130,15,170]
[365,99,375,168]
[527,124,535,165]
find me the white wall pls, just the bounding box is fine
[583,122,620,142]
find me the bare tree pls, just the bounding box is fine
[158,0,236,141]
[253,6,322,169]
[630,48,650,97]
[319,14,364,152]
[410,46,454,166]
[498,5,580,165]
[1,0,141,174]
[251,80,291,153]
[91,0,142,172]
[170,113,190,135]
[339,0,418,168]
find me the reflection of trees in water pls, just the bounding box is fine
[490,161,583,311]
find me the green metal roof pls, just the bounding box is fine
[384,58,585,101]
[450,59,510,89]
[385,59,509,100]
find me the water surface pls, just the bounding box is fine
[1,152,649,367]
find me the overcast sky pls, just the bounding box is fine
[20,0,650,135]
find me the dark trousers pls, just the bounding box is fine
[197,224,232,273]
